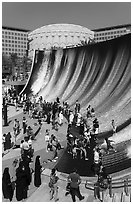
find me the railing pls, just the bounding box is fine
[85,176,131,199]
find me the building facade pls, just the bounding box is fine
[2,24,131,77]
[93,24,131,43]
[2,26,29,58]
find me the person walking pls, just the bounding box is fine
[34,155,42,187]
[2,167,14,202]
[67,168,84,202]
[49,168,59,202]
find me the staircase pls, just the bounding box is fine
[26,168,131,202]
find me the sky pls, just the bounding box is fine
[2,2,131,32]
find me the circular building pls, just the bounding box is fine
[28,24,94,55]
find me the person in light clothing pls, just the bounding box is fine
[58,111,63,125]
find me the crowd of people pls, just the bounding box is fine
[2,89,117,202]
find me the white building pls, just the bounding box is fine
[2,26,29,58]
[93,24,131,43]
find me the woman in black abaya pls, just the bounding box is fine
[2,167,14,201]
[34,155,42,187]
[15,161,30,201]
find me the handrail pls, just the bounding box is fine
[85,177,131,198]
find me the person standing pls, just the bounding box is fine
[69,111,74,126]
[2,167,14,202]
[111,119,117,135]
[49,168,59,202]
[34,155,42,187]
[15,161,30,201]
[67,168,84,202]
[22,117,27,134]
[3,134,6,151]
[13,119,18,141]
[45,129,50,152]
[6,132,12,150]
[58,111,63,125]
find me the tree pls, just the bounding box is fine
[10,53,18,76]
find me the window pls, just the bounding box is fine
[12,40,14,43]
[21,33,23,36]
[15,37,17,39]
[18,37,20,40]
[21,38,23,40]
[12,36,14,39]
[2,43,4,46]
[12,44,14,47]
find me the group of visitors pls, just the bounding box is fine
[2,155,44,202]
[2,90,117,202]
[44,130,64,161]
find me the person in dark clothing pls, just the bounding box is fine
[68,168,84,202]
[5,132,12,150]
[34,155,42,187]
[47,112,51,124]
[104,138,117,154]
[2,167,14,201]
[15,161,30,201]
[22,117,27,134]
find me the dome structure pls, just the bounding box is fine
[28,24,94,51]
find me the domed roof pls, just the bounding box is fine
[29,23,93,36]
[28,24,94,51]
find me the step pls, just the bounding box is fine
[112,192,122,202]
